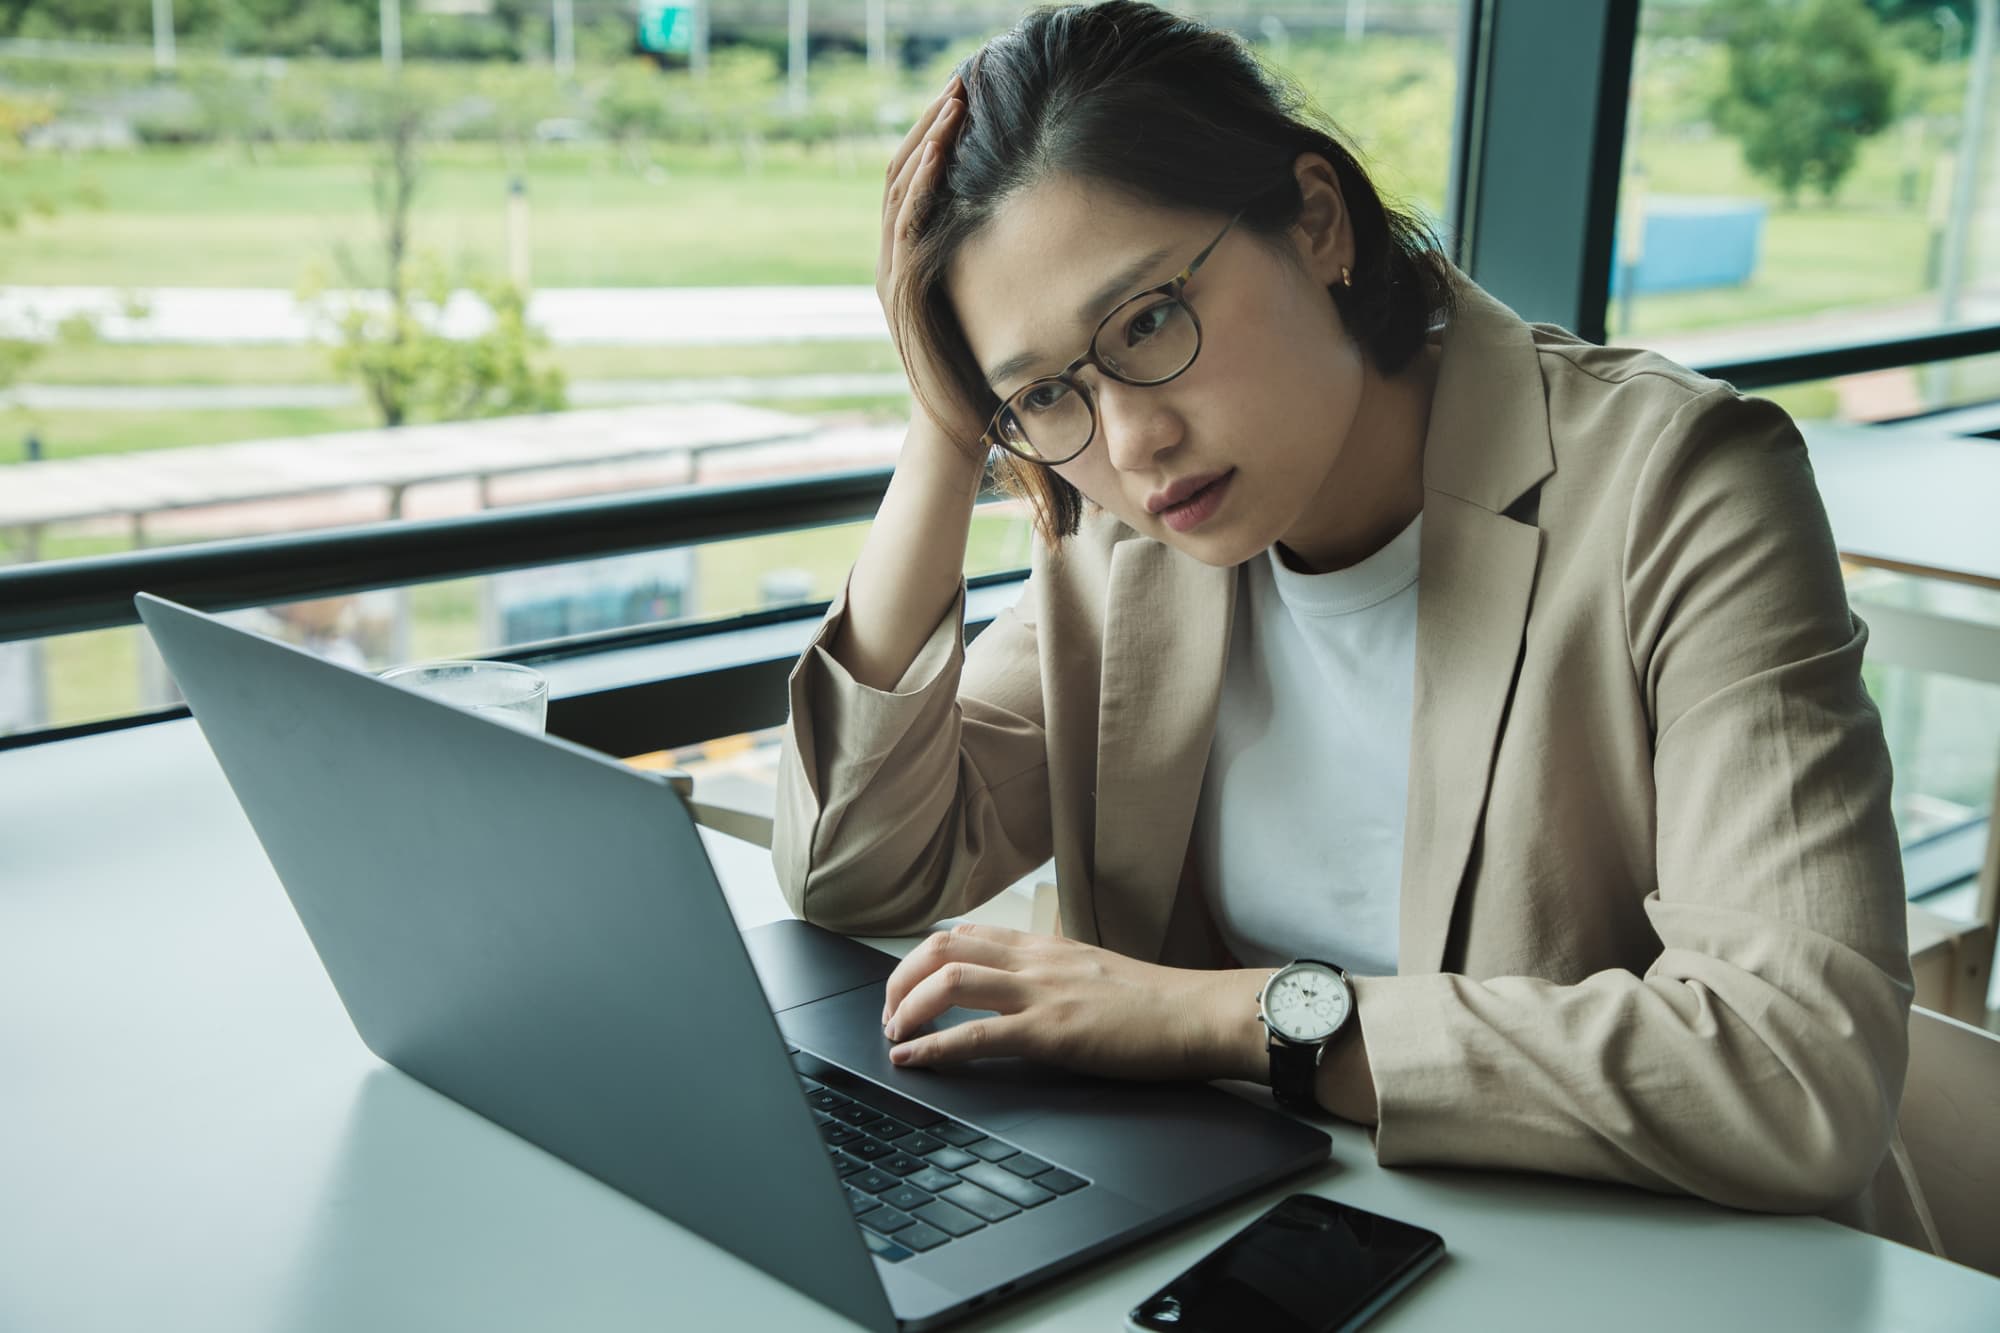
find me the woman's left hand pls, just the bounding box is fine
[879,922,1267,1082]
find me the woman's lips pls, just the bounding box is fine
[1158,470,1234,533]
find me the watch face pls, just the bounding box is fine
[1266,964,1350,1042]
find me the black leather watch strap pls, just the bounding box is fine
[1268,1033,1322,1114]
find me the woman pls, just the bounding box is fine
[772,1,1929,1245]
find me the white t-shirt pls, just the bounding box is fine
[1193,513,1422,977]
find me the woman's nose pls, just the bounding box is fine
[1094,375,1183,473]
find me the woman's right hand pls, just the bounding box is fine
[877,75,987,453]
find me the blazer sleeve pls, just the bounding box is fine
[771,563,1054,936]
[1353,388,1913,1213]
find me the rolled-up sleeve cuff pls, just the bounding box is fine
[786,574,968,805]
[1348,973,1460,1165]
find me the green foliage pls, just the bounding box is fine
[1263,37,1455,207]
[1,88,99,388]
[1707,0,1899,205]
[297,72,564,430]
[306,256,566,428]
[591,59,703,152]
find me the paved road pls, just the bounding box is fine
[6,281,1997,367]
[0,286,889,346]
[0,373,911,412]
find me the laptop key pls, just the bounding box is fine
[832,1103,884,1127]
[958,1161,1056,1209]
[923,1146,978,1171]
[906,1166,959,1194]
[931,1123,985,1147]
[831,1153,868,1179]
[848,1138,894,1162]
[859,1228,913,1264]
[912,1200,985,1237]
[868,1116,914,1141]
[966,1138,1019,1163]
[999,1152,1053,1178]
[939,1182,1021,1223]
[899,1131,946,1156]
[807,1090,850,1113]
[895,1221,950,1253]
[879,1183,933,1212]
[819,1123,861,1147]
[845,1185,877,1215]
[856,1204,915,1234]
[1036,1168,1086,1194]
[800,1060,946,1129]
[877,1152,926,1177]
[853,1168,902,1194]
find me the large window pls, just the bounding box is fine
[1613,0,2000,389]
[1,1,1467,737]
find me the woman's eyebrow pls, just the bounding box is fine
[983,244,1175,390]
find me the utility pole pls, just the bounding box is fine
[789,0,809,114]
[150,0,176,75]
[1939,0,1996,327]
[867,0,887,73]
[553,0,575,81]
[380,0,402,74]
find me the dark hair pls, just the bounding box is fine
[898,0,1454,543]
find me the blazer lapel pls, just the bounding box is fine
[1399,268,1555,974]
[1091,537,1234,961]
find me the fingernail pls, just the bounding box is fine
[884,1023,900,1042]
[890,1045,910,1065]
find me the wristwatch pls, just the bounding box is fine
[1256,959,1355,1115]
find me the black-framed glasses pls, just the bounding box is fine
[981,210,1244,466]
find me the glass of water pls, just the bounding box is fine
[379,660,549,734]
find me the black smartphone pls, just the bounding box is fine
[1126,1194,1445,1333]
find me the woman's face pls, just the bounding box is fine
[946,161,1375,569]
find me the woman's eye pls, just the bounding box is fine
[1022,382,1070,412]
[1125,303,1173,345]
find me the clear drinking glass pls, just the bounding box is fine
[379,660,549,734]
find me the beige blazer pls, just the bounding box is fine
[773,267,1932,1246]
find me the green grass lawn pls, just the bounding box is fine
[22,337,902,386]
[6,140,892,288]
[1612,134,1938,336]
[2,403,378,459]
[0,392,908,461]
[4,334,910,461]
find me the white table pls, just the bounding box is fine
[4,719,1998,1332]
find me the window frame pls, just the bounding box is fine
[8,0,2000,752]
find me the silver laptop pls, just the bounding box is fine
[137,592,1329,1331]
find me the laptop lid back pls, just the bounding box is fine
[136,593,895,1333]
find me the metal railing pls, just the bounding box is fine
[0,467,903,645]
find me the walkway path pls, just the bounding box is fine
[9,281,1999,385]
[0,373,911,412]
[0,286,889,347]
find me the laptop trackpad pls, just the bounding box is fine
[742,918,899,1012]
[781,977,1112,1134]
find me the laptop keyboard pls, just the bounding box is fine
[789,1048,1091,1264]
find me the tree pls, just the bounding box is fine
[304,74,565,429]
[1708,0,1899,206]
[1,90,96,396]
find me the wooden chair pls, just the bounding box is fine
[1900,1006,2000,1277]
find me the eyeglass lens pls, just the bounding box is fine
[994,292,1200,461]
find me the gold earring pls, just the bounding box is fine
[1340,265,1353,288]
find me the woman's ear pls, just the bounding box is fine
[1288,153,1355,288]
